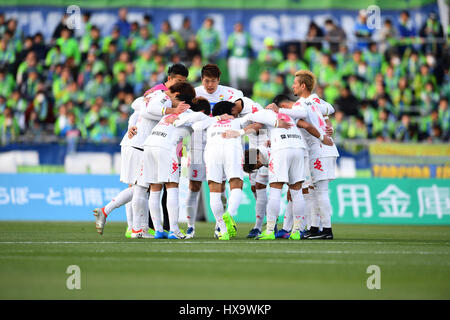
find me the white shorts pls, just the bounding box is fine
[249,166,269,187]
[137,146,180,188]
[303,155,312,189]
[120,146,143,185]
[204,146,243,184]
[268,148,305,185]
[310,156,337,183]
[187,151,206,182]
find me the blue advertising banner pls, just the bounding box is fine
[0,4,438,52]
[0,173,192,221]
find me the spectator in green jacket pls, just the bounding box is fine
[0,107,20,145]
[257,37,283,74]
[372,109,396,141]
[438,97,449,139]
[278,49,308,88]
[227,22,253,89]
[90,116,116,143]
[84,72,111,104]
[158,20,184,58]
[56,27,81,66]
[196,17,221,63]
[252,69,282,107]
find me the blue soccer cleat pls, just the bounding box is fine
[275,229,292,239]
[247,228,262,238]
[155,230,169,239]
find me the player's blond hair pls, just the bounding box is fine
[294,70,316,92]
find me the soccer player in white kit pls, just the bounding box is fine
[93,97,144,237]
[270,70,338,239]
[270,94,335,239]
[222,107,307,240]
[138,94,213,239]
[184,64,244,239]
[127,83,191,239]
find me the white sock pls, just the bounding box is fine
[210,192,227,233]
[315,180,332,228]
[125,201,133,230]
[166,187,180,233]
[303,191,312,230]
[131,185,147,232]
[186,190,200,228]
[254,188,267,230]
[282,200,293,231]
[149,190,163,232]
[221,189,228,210]
[104,187,134,215]
[227,188,242,216]
[310,188,321,228]
[290,189,306,232]
[266,187,282,233]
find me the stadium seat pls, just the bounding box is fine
[65,152,113,174]
[12,151,40,166]
[89,153,113,174]
[338,157,357,178]
[0,152,18,173]
[113,153,121,174]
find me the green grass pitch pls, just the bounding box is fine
[0,221,449,300]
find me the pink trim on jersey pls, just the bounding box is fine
[144,83,168,96]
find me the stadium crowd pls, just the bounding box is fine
[0,8,449,147]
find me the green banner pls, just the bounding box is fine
[203,178,450,225]
[0,0,437,9]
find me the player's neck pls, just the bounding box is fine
[300,91,311,99]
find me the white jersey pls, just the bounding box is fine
[129,91,170,149]
[237,97,269,148]
[240,109,306,152]
[195,85,243,110]
[145,110,209,151]
[119,98,143,147]
[194,117,246,151]
[300,95,339,158]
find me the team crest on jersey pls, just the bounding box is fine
[219,94,224,101]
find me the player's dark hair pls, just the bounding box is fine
[201,64,221,79]
[212,101,234,117]
[243,149,259,173]
[168,63,189,78]
[191,97,211,115]
[170,81,195,103]
[273,94,292,107]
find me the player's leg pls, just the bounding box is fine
[276,189,293,239]
[248,182,267,238]
[256,150,287,240]
[149,183,166,238]
[165,182,185,239]
[208,180,229,240]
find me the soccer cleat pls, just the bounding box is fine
[131,229,144,239]
[125,227,132,238]
[255,230,275,240]
[247,228,261,238]
[304,227,333,240]
[185,227,195,239]
[168,231,186,239]
[155,230,169,239]
[275,229,291,239]
[289,230,301,240]
[218,231,230,241]
[214,227,221,239]
[222,211,237,238]
[148,228,156,237]
[93,208,107,235]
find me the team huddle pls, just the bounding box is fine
[93,63,339,240]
